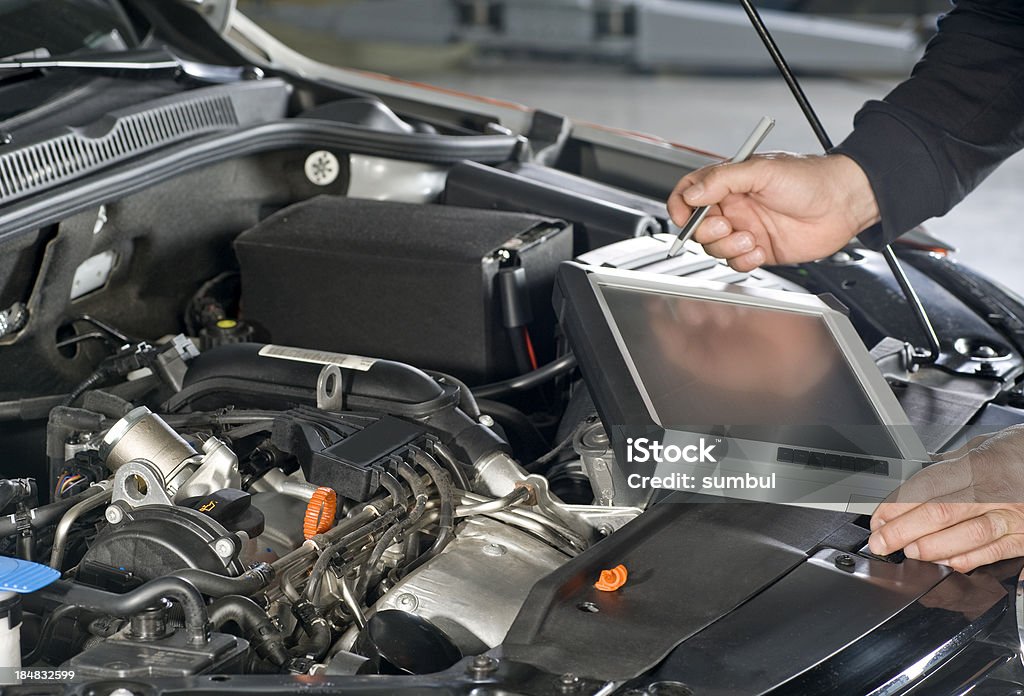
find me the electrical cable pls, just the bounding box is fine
[472,353,577,399]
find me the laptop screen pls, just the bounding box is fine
[598,283,903,458]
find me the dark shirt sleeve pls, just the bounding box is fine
[831,0,1024,248]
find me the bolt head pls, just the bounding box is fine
[835,554,856,569]
[395,593,419,611]
[467,654,498,678]
[478,414,495,427]
[104,506,124,525]
[108,689,136,696]
[214,538,235,559]
[482,542,507,557]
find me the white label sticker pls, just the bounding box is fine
[258,345,377,372]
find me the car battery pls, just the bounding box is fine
[234,195,573,384]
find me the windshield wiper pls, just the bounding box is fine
[0,47,262,85]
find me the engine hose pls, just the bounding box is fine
[40,577,210,646]
[0,487,104,538]
[0,478,34,513]
[424,370,481,420]
[61,368,111,407]
[208,595,288,667]
[49,486,113,570]
[411,446,454,549]
[399,446,454,577]
[0,395,68,422]
[170,562,275,598]
[366,479,428,576]
[289,600,331,661]
[431,441,471,491]
[376,467,405,508]
[395,460,427,503]
[473,398,549,456]
[471,353,577,399]
[304,508,404,603]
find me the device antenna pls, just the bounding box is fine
[737,0,941,365]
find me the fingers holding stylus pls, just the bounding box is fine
[680,212,765,271]
[666,117,775,259]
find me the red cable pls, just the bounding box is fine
[523,328,539,371]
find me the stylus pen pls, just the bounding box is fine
[667,116,775,258]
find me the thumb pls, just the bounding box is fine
[682,160,765,207]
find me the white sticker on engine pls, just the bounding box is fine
[258,345,377,371]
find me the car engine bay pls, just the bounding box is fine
[0,129,654,682]
[3,73,1024,693]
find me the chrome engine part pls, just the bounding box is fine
[100,406,241,505]
[100,406,199,496]
[366,516,569,654]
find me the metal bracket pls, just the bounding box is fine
[522,473,597,544]
[317,364,345,411]
[111,459,174,509]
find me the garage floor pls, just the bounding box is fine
[416,64,1024,296]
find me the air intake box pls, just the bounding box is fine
[234,196,572,383]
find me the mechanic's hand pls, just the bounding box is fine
[666,153,880,272]
[868,426,1024,573]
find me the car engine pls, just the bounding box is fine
[0,173,643,681]
[6,334,618,678]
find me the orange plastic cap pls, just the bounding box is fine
[304,487,337,540]
[594,564,628,592]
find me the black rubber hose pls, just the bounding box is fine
[431,441,471,491]
[365,481,430,578]
[400,446,454,577]
[471,353,577,399]
[41,577,210,646]
[289,600,332,661]
[395,460,427,504]
[376,467,405,508]
[208,595,288,667]
[61,368,110,407]
[81,389,133,418]
[410,446,453,551]
[170,562,274,598]
[305,508,403,603]
[0,487,103,537]
[474,398,549,456]
[0,479,34,512]
[0,395,68,422]
[424,370,481,420]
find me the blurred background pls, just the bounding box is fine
[237,0,1024,295]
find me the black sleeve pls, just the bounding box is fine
[831,0,1024,248]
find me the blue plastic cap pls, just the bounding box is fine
[0,556,60,593]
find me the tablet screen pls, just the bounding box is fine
[599,283,902,458]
